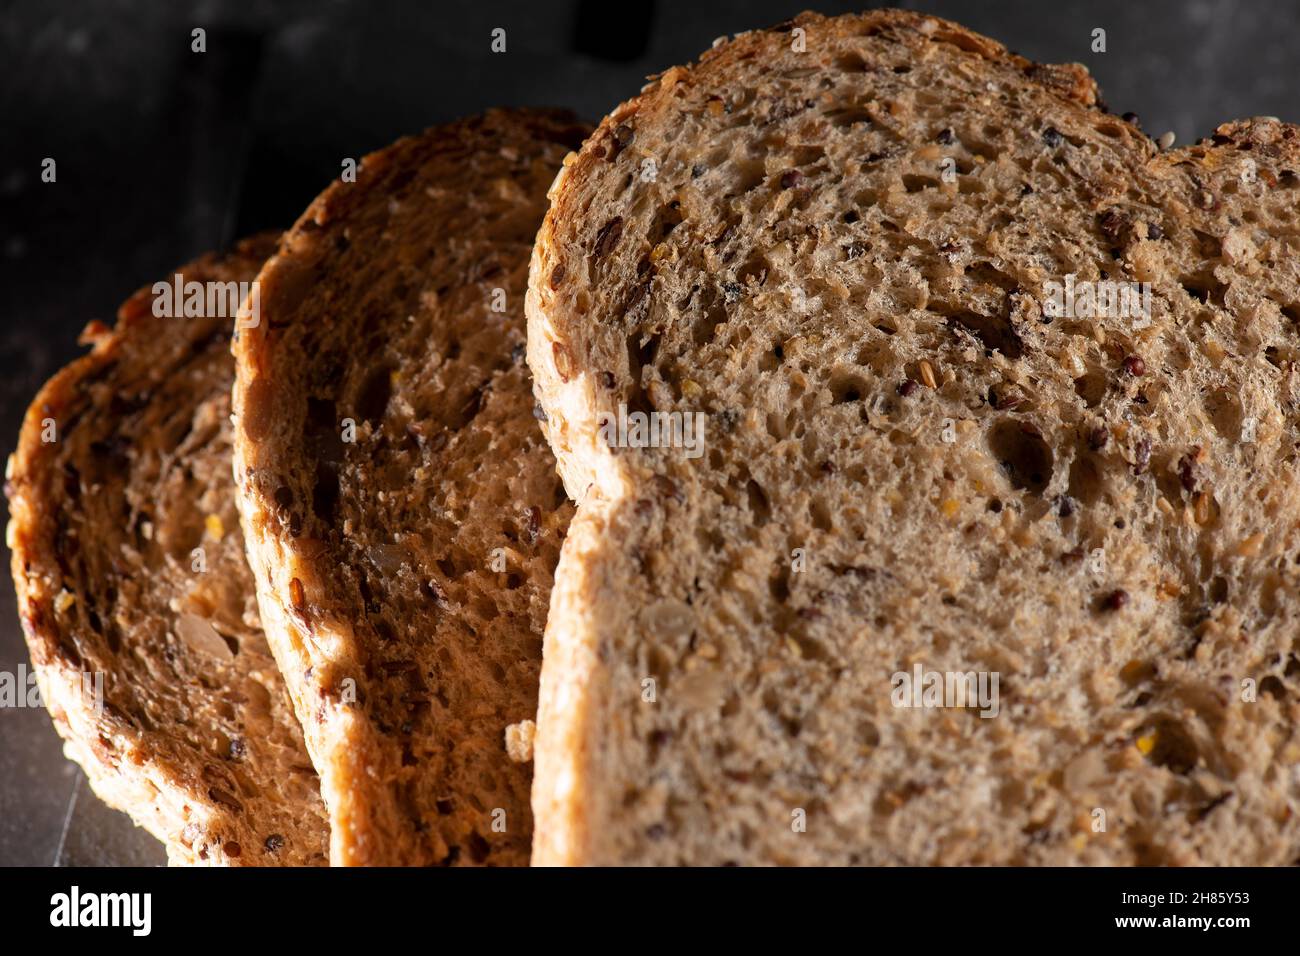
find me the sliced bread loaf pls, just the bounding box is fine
[8,235,330,866]
[526,10,1300,864]
[232,110,587,865]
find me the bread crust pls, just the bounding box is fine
[233,110,588,865]
[8,235,330,866]
[528,9,1300,864]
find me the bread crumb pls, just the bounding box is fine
[205,514,225,541]
[54,589,75,613]
[505,720,536,763]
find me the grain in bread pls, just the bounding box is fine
[232,110,588,865]
[8,235,329,866]
[526,10,1300,864]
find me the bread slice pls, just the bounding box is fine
[526,9,1300,865]
[7,235,329,866]
[232,109,588,865]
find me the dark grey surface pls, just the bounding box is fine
[1,0,1297,866]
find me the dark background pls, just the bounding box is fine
[1,0,1297,866]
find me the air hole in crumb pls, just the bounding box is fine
[355,364,393,422]
[1068,455,1105,506]
[1146,717,1199,774]
[737,253,770,288]
[824,106,873,128]
[810,497,833,532]
[729,159,766,193]
[1073,372,1108,408]
[829,372,868,404]
[902,174,939,193]
[1208,575,1228,604]
[1205,389,1243,440]
[746,479,771,523]
[1260,675,1287,700]
[949,312,1023,358]
[648,202,685,243]
[693,301,728,346]
[312,463,340,521]
[790,633,828,661]
[988,421,1053,494]
[769,567,791,602]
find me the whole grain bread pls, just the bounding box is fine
[526,9,1300,864]
[232,110,587,865]
[8,235,329,866]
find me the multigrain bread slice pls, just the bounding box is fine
[7,235,329,866]
[526,9,1300,865]
[232,109,587,866]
